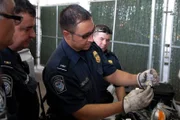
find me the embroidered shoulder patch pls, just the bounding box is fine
[1,74,13,97]
[51,75,67,94]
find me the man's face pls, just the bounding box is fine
[12,13,35,51]
[93,32,111,52]
[0,0,15,50]
[65,19,94,51]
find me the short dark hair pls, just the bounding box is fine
[14,0,36,17]
[59,4,92,33]
[94,24,112,34]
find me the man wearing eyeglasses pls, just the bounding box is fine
[0,0,22,50]
[0,0,39,120]
[43,4,159,120]
[0,0,22,119]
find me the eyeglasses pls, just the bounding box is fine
[69,26,95,39]
[0,13,23,25]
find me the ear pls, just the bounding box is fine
[63,30,72,40]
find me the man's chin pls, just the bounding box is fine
[84,44,92,50]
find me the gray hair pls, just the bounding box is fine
[0,0,14,19]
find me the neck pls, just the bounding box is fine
[8,44,19,52]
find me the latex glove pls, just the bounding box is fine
[123,86,154,113]
[137,69,159,88]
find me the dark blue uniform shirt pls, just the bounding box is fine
[43,39,117,119]
[0,48,39,120]
[104,50,122,70]
[100,50,123,92]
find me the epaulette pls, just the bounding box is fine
[0,49,13,66]
[57,56,70,72]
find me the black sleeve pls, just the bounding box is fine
[43,70,88,114]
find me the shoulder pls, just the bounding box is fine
[106,51,119,61]
[43,49,71,81]
[56,56,70,72]
[91,42,104,57]
[0,48,16,65]
[106,50,116,57]
[46,44,65,68]
[91,42,102,51]
[0,48,12,58]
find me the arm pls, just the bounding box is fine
[73,86,154,120]
[106,52,126,101]
[105,69,159,88]
[115,86,126,101]
[73,101,123,120]
[105,69,138,87]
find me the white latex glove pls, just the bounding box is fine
[137,68,159,88]
[123,86,154,113]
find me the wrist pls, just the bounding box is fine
[123,97,130,113]
[137,73,143,88]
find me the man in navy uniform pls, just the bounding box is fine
[93,24,126,104]
[0,0,22,119]
[0,0,39,119]
[43,4,159,120]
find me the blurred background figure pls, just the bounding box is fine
[0,0,22,119]
[0,0,17,50]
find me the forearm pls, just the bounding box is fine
[115,87,126,101]
[73,101,123,120]
[105,70,138,86]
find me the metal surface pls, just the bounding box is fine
[56,5,58,48]
[36,0,41,67]
[111,0,117,52]
[160,0,169,82]
[148,0,156,69]
[166,0,175,83]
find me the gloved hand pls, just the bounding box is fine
[137,68,159,88]
[123,86,154,113]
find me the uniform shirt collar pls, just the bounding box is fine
[0,47,21,65]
